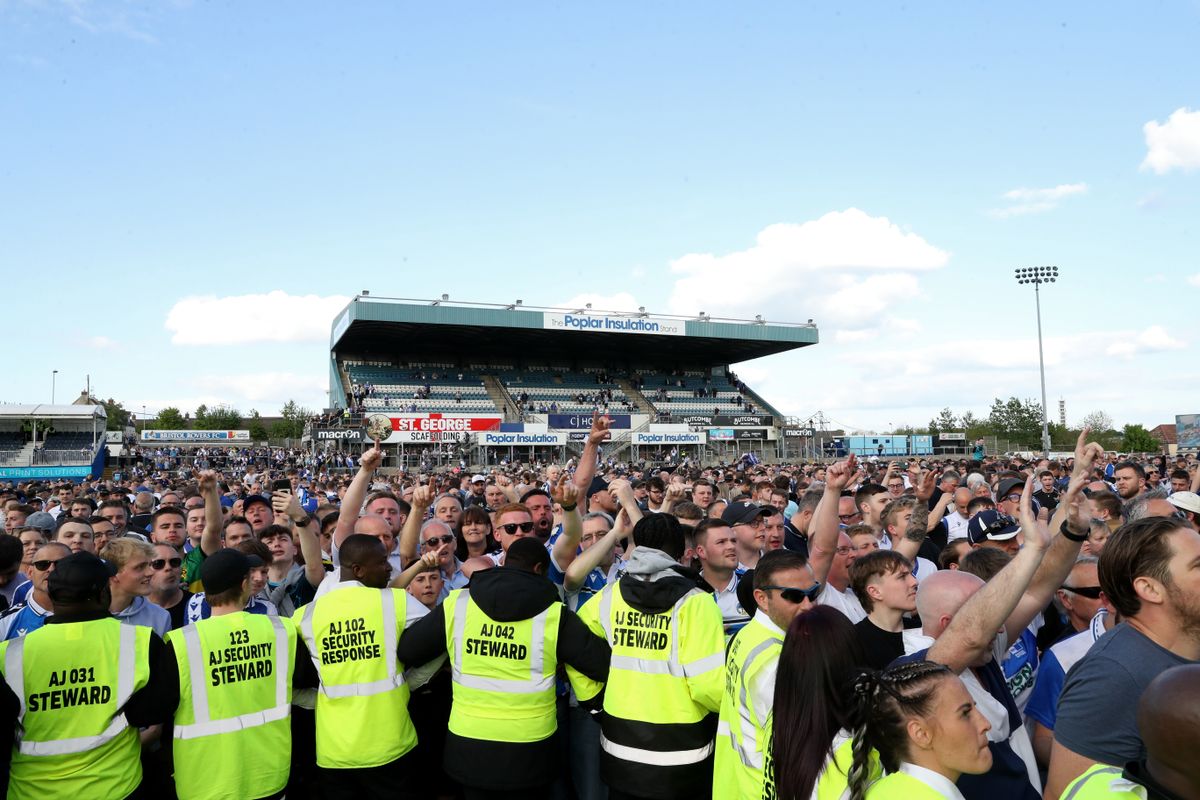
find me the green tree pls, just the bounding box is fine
[274,399,314,440]
[1121,424,1159,453]
[987,397,1044,448]
[102,398,131,431]
[194,404,242,430]
[154,406,187,430]
[928,407,960,435]
[247,410,269,442]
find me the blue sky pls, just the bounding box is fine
[3,1,1198,432]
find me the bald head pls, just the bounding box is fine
[915,569,984,638]
[1139,665,1200,796]
[354,514,391,538]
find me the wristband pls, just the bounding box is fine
[1059,519,1089,543]
[560,502,577,512]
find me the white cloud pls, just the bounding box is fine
[1187,273,1200,288]
[86,335,117,350]
[1141,108,1200,174]
[165,291,350,345]
[1105,325,1186,358]
[189,372,329,405]
[989,183,1088,218]
[735,323,1190,432]
[666,208,949,330]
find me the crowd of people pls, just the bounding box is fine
[0,415,1198,800]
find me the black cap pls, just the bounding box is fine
[996,478,1024,499]
[586,477,610,500]
[242,494,272,513]
[48,552,117,603]
[721,500,771,527]
[200,549,264,595]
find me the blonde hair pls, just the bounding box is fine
[99,537,155,571]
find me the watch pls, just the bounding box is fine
[1059,519,1089,543]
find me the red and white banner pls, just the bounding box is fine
[389,414,501,432]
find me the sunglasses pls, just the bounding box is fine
[151,558,183,570]
[422,534,455,549]
[499,521,535,535]
[760,583,823,603]
[838,513,859,521]
[32,559,64,572]
[1062,584,1102,599]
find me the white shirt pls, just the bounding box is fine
[896,762,966,800]
[903,630,1042,795]
[945,510,970,541]
[817,583,866,623]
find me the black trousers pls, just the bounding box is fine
[463,786,550,800]
[318,749,422,800]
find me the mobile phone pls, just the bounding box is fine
[271,479,291,494]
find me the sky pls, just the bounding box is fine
[3,1,1199,433]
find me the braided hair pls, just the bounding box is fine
[846,660,952,800]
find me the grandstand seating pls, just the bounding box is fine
[338,361,780,419]
[636,369,766,416]
[344,361,499,414]
[40,432,97,450]
[0,432,23,453]
[498,364,638,415]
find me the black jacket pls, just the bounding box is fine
[397,567,611,791]
[0,610,175,797]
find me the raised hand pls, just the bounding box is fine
[825,454,858,492]
[551,474,580,508]
[588,411,613,446]
[914,470,937,501]
[1018,476,1051,552]
[197,470,217,494]
[360,446,383,472]
[411,476,436,510]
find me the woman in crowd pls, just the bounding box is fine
[770,605,878,800]
[847,661,993,800]
[455,504,498,561]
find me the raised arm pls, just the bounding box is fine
[274,489,325,589]
[390,550,438,590]
[333,445,382,547]
[927,477,1052,674]
[399,477,435,565]
[563,509,631,594]
[571,412,612,496]
[1006,432,1100,640]
[610,479,643,526]
[550,477,583,569]
[657,482,685,516]
[893,470,936,561]
[197,470,223,556]
[809,455,860,584]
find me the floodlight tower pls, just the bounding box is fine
[1014,266,1058,458]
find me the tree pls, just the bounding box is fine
[1079,410,1114,433]
[273,399,314,440]
[194,404,242,430]
[1121,424,1159,453]
[987,397,1044,448]
[154,407,187,430]
[928,407,960,435]
[102,398,131,431]
[247,410,269,442]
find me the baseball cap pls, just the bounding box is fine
[721,500,772,527]
[967,509,1021,545]
[996,478,1024,499]
[48,552,117,603]
[24,511,56,533]
[200,549,264,596]
[242,494,272,513]
[586,477,610,500]
[1168,491,1200,515]
[471,474,487,484]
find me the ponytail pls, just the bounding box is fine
[846,661,951,800]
